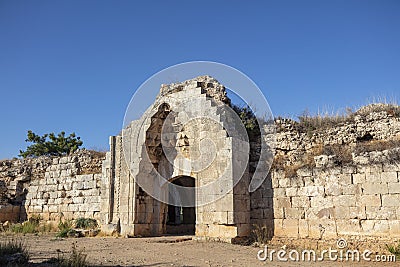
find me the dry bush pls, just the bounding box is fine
[284,164,302,178]
[356,103,400,117]
[322,144,353,164]
[0,238,29,265]
[86,150,106,159]
[296,108,354,134]
[293,103,400,135]
[47,242,88,267]
[251,224,270,245]
[355,137,400,154]
[271,154,287,171]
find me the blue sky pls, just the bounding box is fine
[1,0,399,159]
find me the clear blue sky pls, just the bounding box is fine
[1,0,399,159]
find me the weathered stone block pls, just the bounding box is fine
[362,183,388,195]
[381,172,398,183]
[359,195,381,207]
[273,207,284,219]
[310,196,333,208]
[285,187,298,197]
[301,186,324,197]
[298,219,309,238]
[352,173,365,184]
[292,196,310,208]
[388,182,400,194]
[278,178,291,188]
[349,206,366,219]
[284,208,304,219]
[334,207,350,219]
[338,174,352,185]
[366,206,396,220]
[282,219,298,238]
[336,219,361,235]
[365,173,381,183]
[382,194,400,207]
[274,188,286,197]
[342,184,361,195]
[274,197,291,208]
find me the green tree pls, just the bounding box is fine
[232,104,260,138]
[19,130,83,158]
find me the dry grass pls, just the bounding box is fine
[296,109,354,134]
[272,145,323,178]
[0,238,29,265]
[322,144,353,164]
[46,242,88,267]
[355,137,400,154]
[251,224,270,245]
[277,103,400,135]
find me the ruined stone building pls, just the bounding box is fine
[1,76,400,244]
[101,76,254,241]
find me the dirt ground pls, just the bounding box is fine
[2,234,400,267]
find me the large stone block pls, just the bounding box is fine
[274,197,291,208]
[389,220,400,237]
[292,196,310,208]
[310,196,333,208]
[284,207,304,219]
[336,219,361,235]
[381,172,398,183]
[342,184,361,195]
[301,186,324,197]
[349,206,366,219]
[388,182,400,194]
[281,219,299,238]
[285,187,298,197]
[382,194,400,207]
[366,206,396,220]
[298,219,309,238]
[333,195,356,207]
[352,173,365,184]
[359,195,381,207]
[362,183,388,195]
[334,207,350,219]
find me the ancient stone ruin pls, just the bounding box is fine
[1,76,400,245]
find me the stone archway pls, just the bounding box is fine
[165,175,195,235]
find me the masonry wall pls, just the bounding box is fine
[267,161,399,240]
[0,151,104,222]
[251,104,400,241]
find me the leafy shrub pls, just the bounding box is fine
[75,218,98,230]
[0,238,29,265]
[19,130,83,158]
[56,219,74,238]
[232,104,261,139]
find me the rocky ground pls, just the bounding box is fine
[1,234,399,267]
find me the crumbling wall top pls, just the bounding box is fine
[158,75,231,105]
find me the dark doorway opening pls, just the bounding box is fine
[166,176,195,235]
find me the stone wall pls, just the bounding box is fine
[251,104,400,242]
[0,150,104,222]
[252,155,400,241]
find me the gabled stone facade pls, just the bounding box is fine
[101,76,251,241]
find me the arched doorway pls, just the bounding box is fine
[166,176,195,235]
